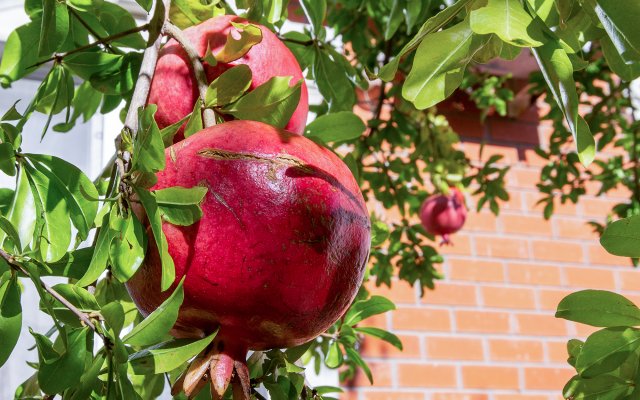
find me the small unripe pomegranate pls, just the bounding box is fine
[126,120,370,398]
[148,15,309,140]
[419,188,467,245]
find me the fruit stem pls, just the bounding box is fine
[163,22,217,128]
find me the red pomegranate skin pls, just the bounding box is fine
[126,121,370,352]
[419,188,467,244]
[148,15,309,139]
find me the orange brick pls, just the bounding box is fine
[462,365,520,389]
[501,191,524,211]
[351,362,393,387]
[511,168,541,188]
[619,270,640,291]
[482,286,536,309]
[367,280,417,304]
[422,283,478,306]
[489,339,544,362]
[532,241,584,263]
[361,334,420,359]
[502,214,553,236]
[588,244,629,267]
[392,308,451,331]
[508,263,562,286]
[523,148,550,167]
[554,217,599,240]
[426,337,484,361]
[494,395,549,400]
[362,392,425,400]
[457,310,511,333]
[433,394,488,400]
[581,197,615,218]
[476,236,529,259]
[462,211,498,233]
[546,340,570,363]
[361,313,388,329]
[524,367,574,390]
[397,363,457,388]
[517,314,568,336]
[525,193,578,216]
[448,259,505,282]
[538,289,575,311]
[440,234,473,256]
[564,267,616,290]
[573,321,601,337]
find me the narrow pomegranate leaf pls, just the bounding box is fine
[109,213,146,283]
[345,347,372,383]
[76,209,112,287]
[600,215,640,257]
[0,275,21,368]
[155,186,208,226]
[556,290,640,327]
[215,22,263,64]
[343,296,396,327]
[123,278,185,347]
[183,99,203,139]
[304,111,366,143]
[354,327,403,350]
[205,65,252,108]
[575,327,640,378]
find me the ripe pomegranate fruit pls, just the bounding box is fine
[419,188,467,245]
[126,120,370,398]
[148,15,309,140]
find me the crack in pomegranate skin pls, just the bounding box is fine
[126,120,371,354]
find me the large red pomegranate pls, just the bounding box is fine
[126,120,370,397]
[419,188,467,245]
[148,15,309,139]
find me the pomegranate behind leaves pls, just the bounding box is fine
[419,188,467,245]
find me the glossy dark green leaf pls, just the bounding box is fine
[0,276,22,368]
[0,215,22,252]
[575,327,640,378]
[124,279,184,347]
[345,347,372,383]
[128,332,217,374]
[223,76,302,129]
[109,213,146,283]
[216,22,263,63]
[68,352,106,400]
[34,327,90,394]
[146,0,166,45]
[63,52,123,80]
[90,52,141,95]
[76,209,112,287]
[0,143,16,177]
[132,105,166,173]
[4,167,35,250]
[95,2,146,49]
[160,114,190,147]
[585,0,640,63]
[379,0,473,81]
[0,189,12,215]
[556,290,640,327]
[532,40,595,165]
[601,37,640,81]
[600,215,640,257]
[0,21,42,86]
[39,0,70,57]
[470,0,544,47]
[402,19,489,110]
[313,49,356,112]
[133,187,175,291]
[155,186,207,226]
[134,0,153,12]
[304,112,366,143]
[41,283,100,326]
[205,65,252,107]
[183,99,204,139]
[343,296,396,326]
[299,0,326,37]
[355,327,403,350]
[563,374,634,400]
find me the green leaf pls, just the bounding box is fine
[299,0,326,37]
[575,327,640,378]
[133,105,166,173]
[0,143,16,177]
[343,296,396,326]
[35,327,90,394]
[325,341,343,368]
[183,99,204,139]
[63,52,123,80]
[0,21,42,86]
[379,0,473,81]
[402,19,489,110]
[109,213,147,283]
[345,347,372,383]
[215,22,263,63]
[304,112,366,143]
[45,248,94,279]
[133,187,175,291]
[470,0,544,47]
[556,290,640,327]
[90,52,142,95]
[160,114,190,147]
[42,284,100,326]
[170,0,223,29]
[205,65,252,108]
[354,327,403,350]
[370,220,390,247]
[385,0,404,40]
[3,167,35,250]
[68,352,106,400]
[129,332,217,374]
[155,186,207,226]
[585,0,640,63]
[0,189,13,216]
[76,209,112,287]
[101,301,125,336]
[563,374,634,400]
[0,215,21,251]
[134,0,153,12]
[26,154,99,241]
[23,163,72,262]
[532,40,595,166]
[39,0,70,57]
[124,278,184,347]
[600,215,640,257]
[223,76,302,129]
[0,276,21,368]
[313,49,356,112]
[601,36,640,81]
[95,2,146,49]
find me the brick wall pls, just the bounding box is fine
[344,96,638,400]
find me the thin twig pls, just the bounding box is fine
[163,21,216,128]
[31,24,149,69]
[0,249,109,344]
